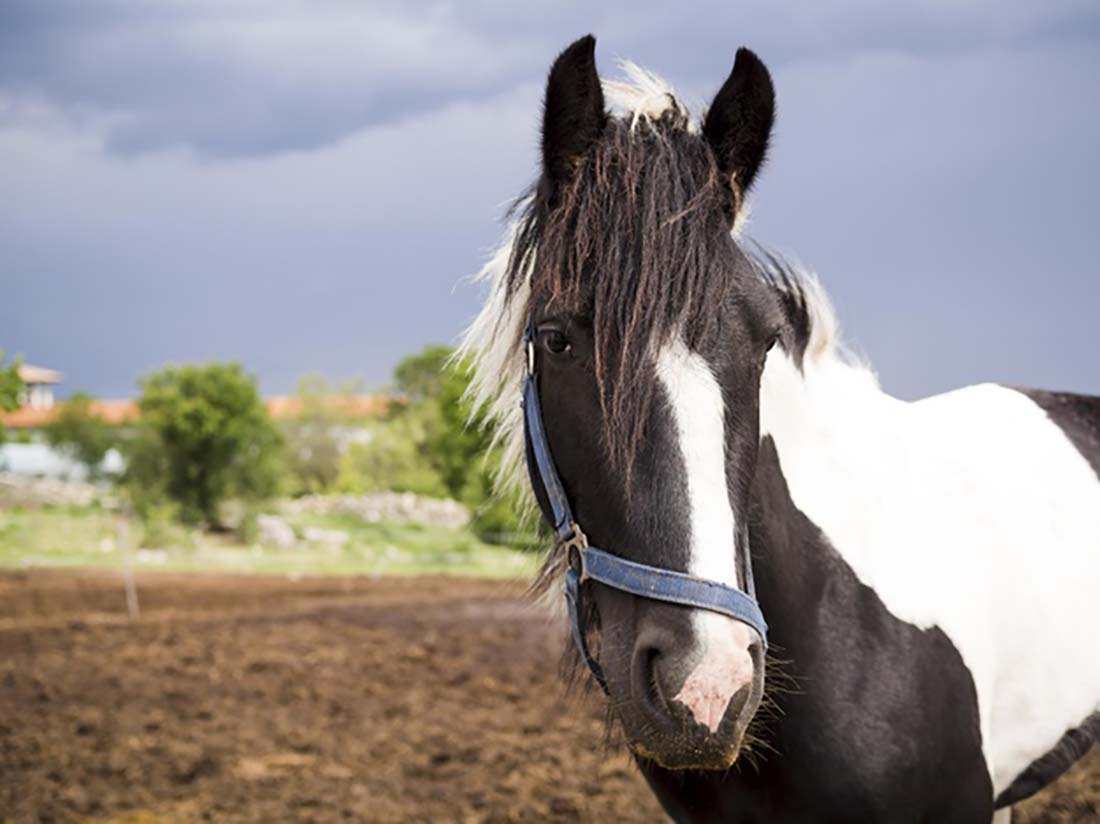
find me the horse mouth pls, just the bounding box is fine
[628,728,746,772]
[622,695,755,771]
[620,673,763,772]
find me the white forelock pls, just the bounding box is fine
[603,60,757,236]
[602,60,692,130]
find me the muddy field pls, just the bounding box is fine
[0,571,1096,823]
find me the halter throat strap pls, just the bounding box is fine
[521,321,768,695]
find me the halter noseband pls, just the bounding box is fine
[522,321,768,695]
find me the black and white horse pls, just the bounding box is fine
[460,36,1100,823]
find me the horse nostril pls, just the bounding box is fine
[725,683,753,726]
[632,629,676,721]
[642,646,666,712]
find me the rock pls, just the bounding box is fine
[256,514,296,549]
[282,491,470,530]
[0,472,99,509]
[302,526,350,547]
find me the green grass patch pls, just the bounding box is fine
[0,506,540,579]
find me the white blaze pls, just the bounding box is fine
[656,337,756,733]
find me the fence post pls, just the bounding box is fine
[118,511,140,620]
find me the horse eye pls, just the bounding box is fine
[539,328,572,356]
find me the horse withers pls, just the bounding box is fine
[460,34,1100,823]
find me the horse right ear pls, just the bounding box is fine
[703,48,775,212]
[541,35,606,199]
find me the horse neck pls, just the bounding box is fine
[758,345,900,469]
[748,346,902,632]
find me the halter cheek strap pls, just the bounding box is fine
[522,321,767,696]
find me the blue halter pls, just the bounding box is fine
[522,323,768,695]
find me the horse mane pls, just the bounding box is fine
[457,62,858,513]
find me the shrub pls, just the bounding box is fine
[0,351,23,445]
[335,410,449,498]
[127,363,284,529]
[283,375,356,495]
[45,393,116,478]
[390,346,533,545]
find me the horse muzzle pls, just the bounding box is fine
[617,605,766,770]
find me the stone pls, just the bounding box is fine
[281,491,470,530]
[256,514,296,549]
[302,526,350,547]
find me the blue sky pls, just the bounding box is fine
[2,1,1098,400]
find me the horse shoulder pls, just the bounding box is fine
[771,379,1100,800]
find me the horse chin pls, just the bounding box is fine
[629,731,746,772]
[624,702,760,772]
[622,677,765,772]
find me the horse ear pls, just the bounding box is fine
[703,48,775,209]
[541,35,606,196]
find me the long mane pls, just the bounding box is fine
[456,62,856,514]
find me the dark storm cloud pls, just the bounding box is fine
[2,1,1098,157]
[0,0,534,156]
[1,1,1098,401]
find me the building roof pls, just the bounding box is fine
[264,395,392,421]
[17,364,63,385]
[1,395,390,429]
[1,399,138,429]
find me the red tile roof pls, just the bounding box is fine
[1,395,390,429]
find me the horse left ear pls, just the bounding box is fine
[541,35,606,199]
[703,48,775,211]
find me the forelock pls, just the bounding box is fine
[457,62,853,511]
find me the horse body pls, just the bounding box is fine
[737,334,1098,807]
[636,308,1100,823]
[462,34,1100,821]
[762,340,1100,798]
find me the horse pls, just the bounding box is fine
[458,35,1100,823]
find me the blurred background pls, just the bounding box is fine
[1,2,1098,822]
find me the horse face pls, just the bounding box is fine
[523,35,779,770]
[530,285,777,768]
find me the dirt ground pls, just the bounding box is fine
[0,571,1096,823]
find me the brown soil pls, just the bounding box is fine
[0,570,1095,823]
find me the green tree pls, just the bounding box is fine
[128,363,284,528]
[336,413,449,498]
[393,344,452,402]
[283,375,358,495]
[428,354,492,497]
[45,393,115,477]
[0,351,23,445]
[390,345,531,544]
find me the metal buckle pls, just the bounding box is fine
[562,522,589,578]
[563,522,589,551]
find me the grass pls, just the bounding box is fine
[0,505,540,579]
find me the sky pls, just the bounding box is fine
[2,0,1098,401]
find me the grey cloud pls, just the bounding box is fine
[0,0,537,156]
[1,3,1098,402]
[0,80,541,396]
[2,0,1097,158]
